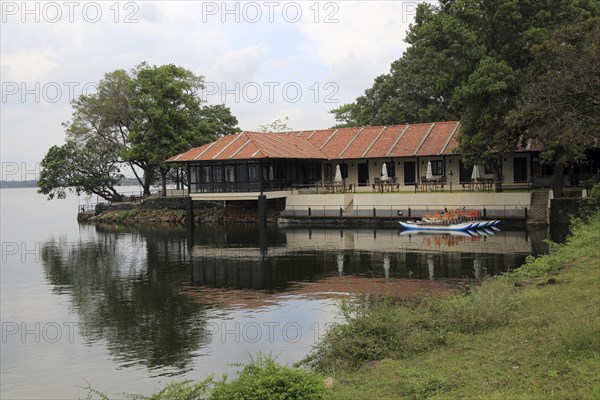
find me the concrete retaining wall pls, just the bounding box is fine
[95,197,216,214]
[283,192,530,218]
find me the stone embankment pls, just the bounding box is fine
[78,197,279,225]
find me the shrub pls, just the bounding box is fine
[302,297,449,373]
[424,279,517,334]
[209,354,327,400]
[304,279,517,373]
[84,355,325,400]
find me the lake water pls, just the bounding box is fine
[0,188,560,398]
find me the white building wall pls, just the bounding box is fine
[327,153,532,190]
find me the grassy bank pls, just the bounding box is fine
[315,211,600,399]
[88,211,600,399]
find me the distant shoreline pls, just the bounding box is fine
[0,180,37,188]
[0,178,142,189]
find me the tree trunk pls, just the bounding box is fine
[552,161,565,198]
[160,167,167,197]
[143,168,153,196]
[129,162,145,190]
[491,158,503,192]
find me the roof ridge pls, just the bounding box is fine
[211,131,246,160]
[413,123,436,156]
[193,140,220,160]
[385,125,410,157]
[440,121,460,155]
[362,126,388,158]
[250,133,323,159]
[319,128,340,150]
[338,127,364,159]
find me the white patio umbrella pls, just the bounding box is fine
[425,161,433,181]
[473,259,481,281]
[383,254,390,278]
[269,165,274,181]
[381,163,389,182]
[337,254,344,276]
[427,255,435,280]
[334,164,343,183]
[471,165,481,181]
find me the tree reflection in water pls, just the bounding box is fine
[41,225,210,375]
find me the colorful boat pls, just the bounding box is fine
[399,219,500,232]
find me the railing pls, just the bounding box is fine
[280,204,529,219]
[78,203,98,213]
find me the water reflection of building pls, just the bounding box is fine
[190,227,535,284]
[186,227,539,309]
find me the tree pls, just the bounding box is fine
[198,104,239,136]
[38,138,123,202]
[453,56,521,191]
[61,69,158,194]
[334,0,599,192]
[39,62,239,200]
[125,63,240,196]
[329,103,359,128]
[507,18,600,196]
[332,3,479,127]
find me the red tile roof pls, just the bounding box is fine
[167,121,463,162]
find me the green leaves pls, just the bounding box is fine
[334,0,599,187]
[37,138,123,201]
[38,62,239,200]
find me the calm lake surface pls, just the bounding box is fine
[0,188,563,399]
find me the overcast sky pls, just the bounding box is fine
[1,1,427,176]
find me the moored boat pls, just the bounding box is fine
[399,219,500,232]
[399,220,475,231]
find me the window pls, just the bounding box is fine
[248,163,259,181]
[224,165,235,182]
[431,160,443,175]
[190,166,199,184]
[213,165,223,182]
[201,166,211,183]
[236,164,248,182]
[324,164,332,181]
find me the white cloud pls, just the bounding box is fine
[207,43,269,83]
[297,1,415,89]
[0,1,418,164]
[1,50,58,81]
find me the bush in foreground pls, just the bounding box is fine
[301,278,517,373]
[84,355,326,400]
[209,354,326,400]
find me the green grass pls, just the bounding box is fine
[323,212,600,399]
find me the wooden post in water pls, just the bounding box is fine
[258,194,267,227]
[185,196,195,248]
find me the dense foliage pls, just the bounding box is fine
[38,63,239,201]
[332,0,600,194]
